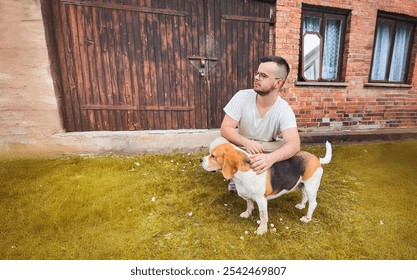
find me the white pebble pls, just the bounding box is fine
[379,220,384,225]
[151,197,156,202]
[244,231,249,235]
[257,220,261,224]
[240,236,244,240]
[188,212,193,217]
[270,224,275,228]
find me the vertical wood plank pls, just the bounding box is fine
[68,5,89,130]
[136,0,150,129]
[181,0,191,128]
[118,0,135,130]
[171,4,180,128]
[86,6,105,130]
[101,7,118,130]
[125,5,141,130]
[75,5,96,130]
[198,0,207,128]
[63,4,85,131]
[157,12,169,129]
[53,0,76,131]
[145,11,158,129]
[112,6,128,130]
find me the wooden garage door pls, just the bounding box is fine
[45,0,275,131]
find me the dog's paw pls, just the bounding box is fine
[256,225,268,235]
[240,211,251,218]
[300,216,312,223]
[295,203,305,210]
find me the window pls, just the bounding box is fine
[369,12,416,84]
[299,5,349,82]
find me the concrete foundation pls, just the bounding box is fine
[1,128,416,157]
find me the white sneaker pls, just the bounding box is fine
[228,180,237,193]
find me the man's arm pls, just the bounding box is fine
[250,127,300,174]
[220,114,265,154]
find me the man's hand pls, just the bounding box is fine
[243,140,265,155]
[250,153,274,175]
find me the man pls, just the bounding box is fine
[212,55,300,189]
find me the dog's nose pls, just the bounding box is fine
[200,158,203,163]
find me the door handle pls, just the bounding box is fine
[188,56,218,78]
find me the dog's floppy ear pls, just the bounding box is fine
[221,153,238,180]
[238,148,250,163]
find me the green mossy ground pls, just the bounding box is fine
[1,140,416,259]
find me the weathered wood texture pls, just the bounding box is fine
[47,0,274,131]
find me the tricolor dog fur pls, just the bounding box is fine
[201,141,332,235]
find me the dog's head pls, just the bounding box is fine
[201,143,250,179]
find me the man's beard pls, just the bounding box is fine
[254,88,271,96]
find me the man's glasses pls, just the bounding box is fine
[254,71,282,81]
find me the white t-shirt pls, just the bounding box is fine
[223,89,297,142]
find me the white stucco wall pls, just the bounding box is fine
[0,0,65,154]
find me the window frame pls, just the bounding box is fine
[298,5,349,83]
[369,12,416,84]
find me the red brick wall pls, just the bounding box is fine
[274,0,417,131]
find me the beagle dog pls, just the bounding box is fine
[201,141,332,235]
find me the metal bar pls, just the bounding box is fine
[81,105,137,110]
[137,106,194,111]
[188,55,218,61]
[221,14,274,24]
[81,104,194,111]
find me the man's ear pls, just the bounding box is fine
[221,155,238,180]
[274,79,284,90]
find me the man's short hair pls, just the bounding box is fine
[260,55,290,81]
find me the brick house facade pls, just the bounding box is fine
[274,0,417,131]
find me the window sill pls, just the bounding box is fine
[364,83,412,88]
[295,81,348,87]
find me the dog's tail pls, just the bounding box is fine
[319,141,332,165]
